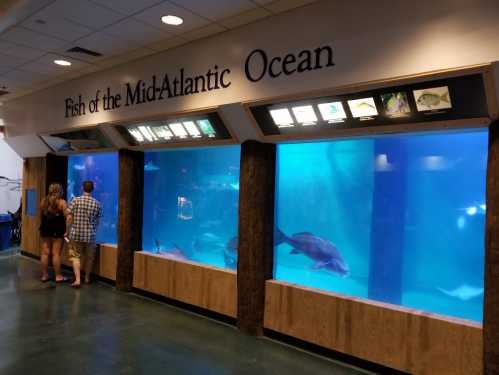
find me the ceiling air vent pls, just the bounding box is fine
[66,46,102,57]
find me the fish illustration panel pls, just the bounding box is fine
[142,146,240,270]
[274,130,487,322]
[413,86,452,112]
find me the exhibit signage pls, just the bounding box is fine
[64,45,335,118]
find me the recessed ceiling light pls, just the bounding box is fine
[54,59,71,66]
[161,15,183,26]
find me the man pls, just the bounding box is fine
[66,180,102,288]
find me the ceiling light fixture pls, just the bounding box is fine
[161,15,183,26]
[54,59,71,66]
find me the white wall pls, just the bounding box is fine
[2,0,499,137]
[0,139,22,214]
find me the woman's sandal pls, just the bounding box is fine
[40,277,50,283]
[55,276,70,283]
[70,282,81,289]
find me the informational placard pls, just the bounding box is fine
[318,101,347,122]
[348,98,378,118]
[270,108,294,127]
[413,86,452,112]
[291,105,318,125]
[381,92,411,117]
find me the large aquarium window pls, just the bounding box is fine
[275,130,488,322]
[68,152,118,244]
[142,146,240,270]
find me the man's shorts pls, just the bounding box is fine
[68,241,96,262]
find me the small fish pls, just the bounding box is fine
[356,102,375,111]
[144,161,160,172]
[417,92,449,108]
[154,238,161,253]
[437,284,483,301]
[73,164,85,171]
[230,183,239,191]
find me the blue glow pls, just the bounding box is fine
[274,130,487,322]
[142,146,240,269]
[68,152,118,244]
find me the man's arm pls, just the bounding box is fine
[65,199,75,237]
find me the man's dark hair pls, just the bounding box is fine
[83,181,94,193]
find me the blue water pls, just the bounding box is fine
[275,130,487,322]
[67,152,119,244]
[142,146,240,269]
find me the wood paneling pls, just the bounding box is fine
[116,149,143,291]
[133,251,237,318]
[484,120,499,374]
[61,243,117,281]
[264,281,482,375]
[21,157,46,257]
[237,140,276,335]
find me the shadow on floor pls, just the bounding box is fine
[0,255,372,375]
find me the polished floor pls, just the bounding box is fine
[0,255,369,375]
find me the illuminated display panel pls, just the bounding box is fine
[291,105,317,125]
[413,86,452,112]
[381,92,411,117]
[116,112,231,146]
[269,108,294,127]
[183,121,201,137]
[318,102,347,122]
[197,119,216,137]
[169,123,188,138]
[348,98,378,118]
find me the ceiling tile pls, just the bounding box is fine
[0,69,50,88]
[0,26,68,51]
[89,0,165,16]
[103,18,171,48]
[96,47,156,68]
[251,0,275,5]
[170,0,257,21]
[21,9,94,42]
[133,1,210,35]
[146,35,187,52]
[0,52,29,69]
[181,23,226,42]
[21,53,92,76]
[70,31,131,58]
[218,7,271,29]
[47,0,126,30]
[263,0,318,14]
[0,40,46,59]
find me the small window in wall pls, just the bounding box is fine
[68,152,118,244]
[142,146,240,270]
[274,129,487,322]
[25,189,37,217]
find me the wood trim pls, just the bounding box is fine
[243,64,491,108]
[260,117,490,143]
[483,66,499,120]
[21,157,46,257]
[133,251,237,318]
[264,280,482,375]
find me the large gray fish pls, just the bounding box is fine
[285,232,349,277]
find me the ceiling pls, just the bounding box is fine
[0,0,318,102]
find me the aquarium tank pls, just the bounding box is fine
[67,152,118,244]
[142,146,240,270]
[274,130,487,322]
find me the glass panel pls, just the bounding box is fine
[274,130,487,322]
[142,146,240,270]
[25,189,37,217]
[67,152,118,244]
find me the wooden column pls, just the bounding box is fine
[368,139,406,304]
[237,140,276,335]
[116,149,144,291]
[45,153,68,199]
[484,120,499,375]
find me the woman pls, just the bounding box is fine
[39,183,68,283]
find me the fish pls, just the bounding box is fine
[73,164,85,171]
[385,93,409,113]
[417,91,449,108]
[355,102,375,111]
[192,232,225,253]
[436,284,483,301]
[144,161,160,171]
[284,232,349,277]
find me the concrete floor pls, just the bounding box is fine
[0,255,370,375]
